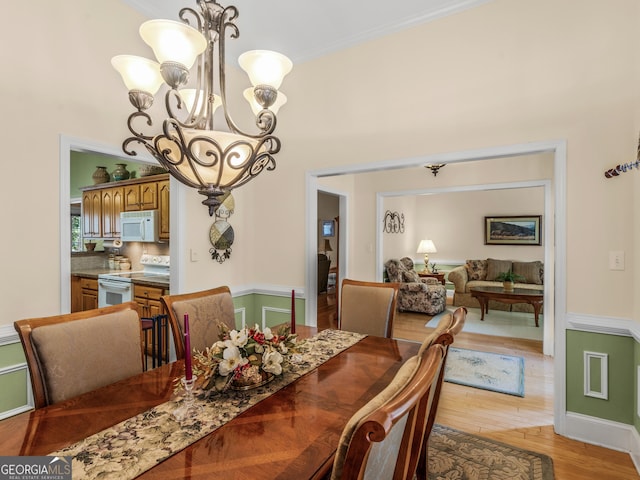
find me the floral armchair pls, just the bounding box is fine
[384,257,447,315]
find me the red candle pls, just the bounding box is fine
[184,313,193,380]
[290,289,296,334]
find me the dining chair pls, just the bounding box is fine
[161,285,236,360]
[413,306,467,480]
[339,278,400,338]
[331,343,447,480]
[14,301,144,409]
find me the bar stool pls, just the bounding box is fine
[141,314,169,370]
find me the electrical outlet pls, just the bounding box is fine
[190,249,199,262]
[609,251,624,270]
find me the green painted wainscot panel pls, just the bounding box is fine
[636,340,640,433]
[566,330,633,425]
[0,342,29,415]
[232,293,305,330]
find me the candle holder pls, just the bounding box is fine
[173,375,203,422]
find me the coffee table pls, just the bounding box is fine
[470,286,543,327]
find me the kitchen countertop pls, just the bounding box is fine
[72,269,170,288]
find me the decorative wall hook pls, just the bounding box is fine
[604,133,640,178]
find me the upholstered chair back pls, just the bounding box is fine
[14,302,144,409]
[331,344,446,480]
[339,279,399,338]
[162,286,236,359]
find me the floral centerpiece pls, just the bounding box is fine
[189,323,299,393]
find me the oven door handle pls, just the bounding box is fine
[98,280,132,291]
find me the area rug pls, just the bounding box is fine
[428,424,555,480]
[444,347,525,397]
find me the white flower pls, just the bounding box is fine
[278,342,288,354]
[254,344,265,354]
[229,329,248,347]
[262,350,283,375]
[218,346,248,376]
[263,327,274,340]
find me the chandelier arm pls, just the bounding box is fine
[164,89,203,130]
[179,6,203,31]
[125,111,155,141]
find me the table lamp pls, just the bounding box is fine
[322,238,333,261]
[416,240,437,271]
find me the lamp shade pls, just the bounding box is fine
[243,88,287,115]
[323,239,333,252]
[111,55,163,94]
[238,50,293,89]
[416,240,437,254]
[140,19,207,69]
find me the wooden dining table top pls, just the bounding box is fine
[0,327,419,479]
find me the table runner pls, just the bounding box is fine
[49,329,365,480]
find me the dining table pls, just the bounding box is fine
[0,326,419,479]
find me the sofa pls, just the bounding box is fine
[448,258,543,313]
[384,257,447,315]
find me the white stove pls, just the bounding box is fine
[98,255,170,307]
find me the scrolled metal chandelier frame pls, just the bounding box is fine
[112,0,292,215]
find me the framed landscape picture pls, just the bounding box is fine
[484,215,542,245]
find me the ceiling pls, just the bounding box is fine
[121,0,492,65]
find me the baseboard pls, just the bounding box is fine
[564,411,639,475]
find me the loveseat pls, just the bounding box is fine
[447,258,543,312]
[384,257,447,315]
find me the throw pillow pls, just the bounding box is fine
[486,258,513,281]
[512,261,543,285]
[402,270,421,283]
[465,260,487,281]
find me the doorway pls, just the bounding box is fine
[305,139,567,436]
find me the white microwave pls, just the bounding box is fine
[120,210,158,242]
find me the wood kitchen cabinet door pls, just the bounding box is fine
[82,190,102,238]
[158,180,170,240]
[102,187,124,238]
[73,277,98,312]
[124,182,158,211]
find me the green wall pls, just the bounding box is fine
[0,342,28,415]
[70,151,145,199]
[232,293,305,329]
[566,329,634,425]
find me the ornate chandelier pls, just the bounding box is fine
[112,0,292,215]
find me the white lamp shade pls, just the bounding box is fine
[417,240,437,254]
[140,19,207,69]
[180,89,222,116]
[243,88,287,115]
[238,50,293,89]
[111,55,163,94]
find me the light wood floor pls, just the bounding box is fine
[318,292,638,480]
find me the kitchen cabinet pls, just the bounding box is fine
[158,179,170,240]
[80,174,169,240]
[82,190,102,238]
[101,186,124,238]
[71,276,98,312]
[124,181,158,211]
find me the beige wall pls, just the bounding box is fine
[383,187,545,265]
[1,0,639,326]
[261,0,639,318]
